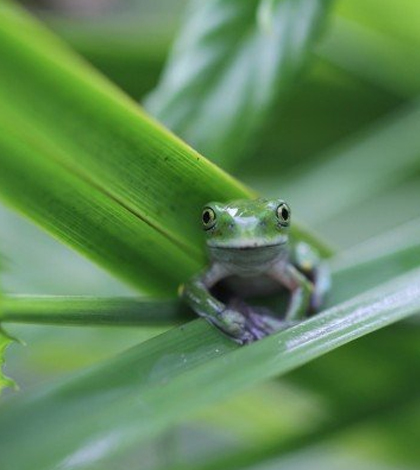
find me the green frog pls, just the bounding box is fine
[181,198,330,345]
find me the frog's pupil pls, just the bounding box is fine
[203,210,211,224]
[281,207,289,220]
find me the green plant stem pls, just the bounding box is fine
[0,296,188,326]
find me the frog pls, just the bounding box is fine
[180,198,330,345]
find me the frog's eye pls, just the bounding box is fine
[202,207,216,230]
[276,203,290,226]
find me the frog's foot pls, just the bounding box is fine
[212,308,256,345]
[247,310,287,334]
[227,299,293,342]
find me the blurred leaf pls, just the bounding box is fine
[0,327,14,394]
[1,240,420,469]
[338,399,420,467]
[146,0,333,168]
[176,325,420,470]
[239,58,402,181]
[0,256,14,394]
[45,17,172,100]
[329,217,420,303]
[318,16,420,97]
[281,100,420,230]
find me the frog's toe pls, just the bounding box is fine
[235,330,256,345]
[217,309,250,339]
[247,311,284,334]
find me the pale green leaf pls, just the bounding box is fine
[146,0,333,167]
[0,327,13,394]
[282,100,420,229]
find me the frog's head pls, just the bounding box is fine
[201,198,291,250]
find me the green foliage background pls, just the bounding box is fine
[0,0,419,469]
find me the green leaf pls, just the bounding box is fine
[282,100,420,230]
[0,328,13,394]
[329,218,420,304]
[1,233,419,470]
[318,0,420,97]
[173,326,420,470]
[0,1,328,297]
[146,0,333,168]
[0,256,14,394]
[43,10,175,100]
[319,16,420,98]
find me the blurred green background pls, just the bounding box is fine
[1,0,420,469]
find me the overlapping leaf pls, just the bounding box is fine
[146,0,333,167]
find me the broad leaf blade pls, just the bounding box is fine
[146,0,333,168]
[0,2,329,297]
[0,109,199,295]
[0,1,248,259]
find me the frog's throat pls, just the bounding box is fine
[208,244,288,275]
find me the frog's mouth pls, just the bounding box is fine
[211,243,284,250]
[207,236,288,250]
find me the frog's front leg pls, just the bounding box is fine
[180,264,256,344]
[269,263,313,323]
